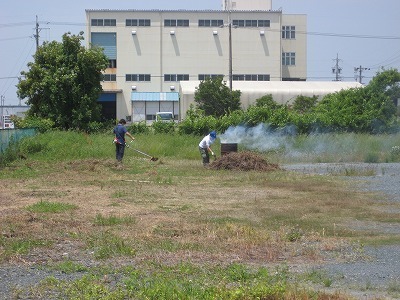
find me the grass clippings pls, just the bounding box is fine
[210,151,280,171]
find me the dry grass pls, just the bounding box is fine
[1,156,397,269]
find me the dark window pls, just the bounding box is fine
[126,74,151,82]
[92,19,116,26]
[258,20,270,27]
[165,19,189,27]
[126,19,150,27]
[104,19,116,26]
[164,74,189,82]
[108,59,117,68]
[91,19,103,26]
[258,74,270,81]
[103,74,116,81]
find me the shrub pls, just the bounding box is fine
[11,115,54,133]
[152,120,176,134]
[127,121,150,134]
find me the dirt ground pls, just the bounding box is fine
[1,159,400,299]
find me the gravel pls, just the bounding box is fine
[284,162,400,298]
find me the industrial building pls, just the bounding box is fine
[86,0,307,122]
[179,81,363,119]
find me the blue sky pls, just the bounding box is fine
[1,0,399,105]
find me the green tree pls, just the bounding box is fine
[368,68,400,115]
[17,32,109,131]
[292,95,318,114]
[255,94,279,108]
[194,76,241,117]
[315,85,396,133]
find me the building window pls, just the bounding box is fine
[282,52,296,66]
[232,74,270,81]
[232,20,270,28]
[126,19,151,26]
[164,74,189,82]
[258,74,270,81]
[282,26,296,39]
[126,74,151,82]
[198,19,224,27]
[103,74,116,81]
[198,74,224,80]
[91,19,116,26]
[164,19,189,27]
[108,59,117,68]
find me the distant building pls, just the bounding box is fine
[179,81,363,120]
[86,0,306,122]
[0,105,29,129]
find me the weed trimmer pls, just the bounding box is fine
[126,141,158,161]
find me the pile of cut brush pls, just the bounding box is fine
[210,151,280,171]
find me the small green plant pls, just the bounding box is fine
[86,232,136,259]
[93,213,135,226]
[0,237,50,261]
[303,269,333,287]
[364,152,379,163]
[286,225,303,242]
[26,200,78,213]
[51,260,88,274]
[390,145,400,161]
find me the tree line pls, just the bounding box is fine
[14,33,400,135]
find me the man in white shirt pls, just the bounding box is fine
[198,131,217,166]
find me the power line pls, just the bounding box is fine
[0,36,33,42]
[1,19,400,40]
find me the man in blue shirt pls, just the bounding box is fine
[113,119,135,163]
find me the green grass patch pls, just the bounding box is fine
[0,237,51,261]
[32,262,290,299]
[26,200,78,213]
[93,213,136,226]
[49,260,88,274]
[86,231,136,259]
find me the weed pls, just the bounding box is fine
[50,260,88,274]
[93,213,136,226]
[86,231,136,259]
[303,269,334,287]
[25,200,77,213]
[0,237,50,261]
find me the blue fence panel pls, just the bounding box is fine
[0,128,37,152]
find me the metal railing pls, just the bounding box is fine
[0,128,36,152]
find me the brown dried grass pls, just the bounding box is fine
[210,151,280,171]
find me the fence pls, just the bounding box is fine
[0,128,37,153]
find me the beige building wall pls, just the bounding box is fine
[281,14,307,80]
[222,0,272,11]
[86,8,306,120]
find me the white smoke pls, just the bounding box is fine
[219,124,360,160]
[220,123,295,152]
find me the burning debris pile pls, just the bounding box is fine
[210,151,280,171]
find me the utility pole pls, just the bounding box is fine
[33,15,40,51]
[1,95,5,127]
[332,53,342,81]
[222,2,234,91]
[228,11,233,91]
[354,65,370,84]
